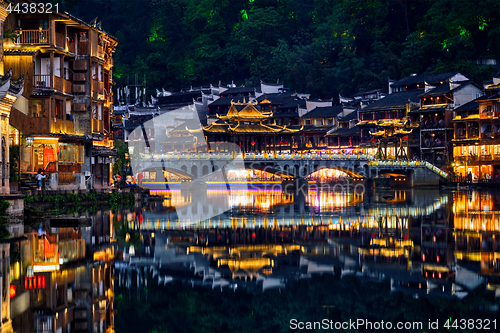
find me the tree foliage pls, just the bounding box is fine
[61,0,500,98]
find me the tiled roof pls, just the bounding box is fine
[353,89,382,97]
[418,105,448,113]
[454,100,479,112]
[203,123,230,134]
[209,96,248,107]
[326,127,359,137]
[391,72,459,88]
[337,111,358,122]
[273,111,299,118]
[419,80,479,97]
[279,99,306,109]
[361,90,422,111]
[475,93,500,102]
[220,87,256,96]
[300,125,334,133]
[123,114,154,130]
[356,120,378,126]
[256,92,297,103]
[300,106,343,119]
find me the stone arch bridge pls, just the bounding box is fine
[135,153,448,187]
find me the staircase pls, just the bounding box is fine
[19,172,37,192]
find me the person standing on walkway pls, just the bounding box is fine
[36,169,46,191]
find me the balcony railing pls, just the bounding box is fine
[481,132,500,139]
[480,111,500,119]
[455,155,479,162]
[455,154,500,162]
[64,79,72,94]
[54,76,64,92]
[33,74,51,88]
[18,30,50,44]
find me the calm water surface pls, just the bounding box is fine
[10,186,500,332]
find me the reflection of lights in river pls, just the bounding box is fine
[138,189,500,233]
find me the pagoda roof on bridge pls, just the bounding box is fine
[204,100,303,135]
[217,100,272,122]
[203,122,230,133]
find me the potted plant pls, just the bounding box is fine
[4,29,20,44]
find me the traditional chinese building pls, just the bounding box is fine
[415,80,482,166]
[0,1,24,196]
[452,78,500,180]
[357,90,421,158]
[326,110,359,151]
[4,4,118,189]
[203,100,301,154]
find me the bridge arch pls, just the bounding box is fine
[245,163,295,179]
[202,165,210,176]
[191,165,198,177]
[306,166,364,179]
[139,166,195,180]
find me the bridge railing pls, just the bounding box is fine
[139,152,372,161]
[367,160,448,179]
[422,161,448,179]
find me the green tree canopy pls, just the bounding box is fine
[61,0,500,98]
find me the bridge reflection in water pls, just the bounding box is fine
[116,188,500,302]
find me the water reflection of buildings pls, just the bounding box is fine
[117,189,500,302]
[8,212,115,333]
[453,192,500,294]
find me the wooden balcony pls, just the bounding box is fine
[33,74,51,89]
[455,155,479,162]
[64,79,72,94]
[78,41,89,55]
[456,154,500,163]
[73,84,86,94]
[68,39,76,54]
[92,119,103,134]
[54,76,64,92]
[55,32,65,49]
[480,111,500,119]
[73,73,87,81]
[92,79,99,93]
[18,30,50,45]
[481,132,500,140]
[10,107,50,135]
[52,119,75,135]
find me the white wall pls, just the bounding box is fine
[260,82,283,94]
[453,84,483,109]
[13,95,29,115]
[54,57,61,77]
[40,58,50,75]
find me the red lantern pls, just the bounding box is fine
[370,137,376,142]
[10,285,15,298]
[250,141,255,145]
[402,136,408,141]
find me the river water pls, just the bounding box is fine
[9,186,500,332]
